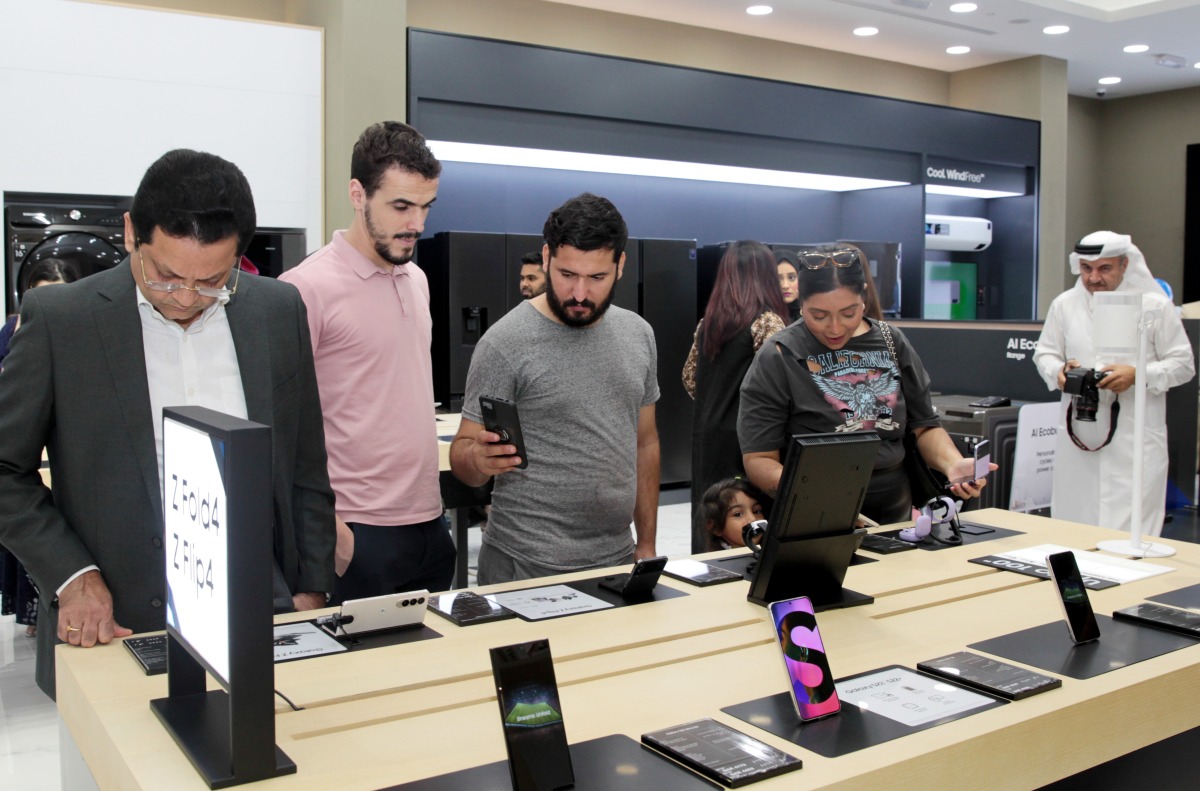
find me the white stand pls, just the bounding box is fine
[1097,309,1176,558]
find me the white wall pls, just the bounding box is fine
[0,0,322,314]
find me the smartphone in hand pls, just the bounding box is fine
[480,395,528,470]
[768,596,841,722]
[948,438,991,487]
[1046,551,1101,644]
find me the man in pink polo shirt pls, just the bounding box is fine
[281,122,453,603]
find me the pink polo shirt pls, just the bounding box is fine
[280,231,442,525]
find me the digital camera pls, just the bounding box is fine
[1063,368,1108,422]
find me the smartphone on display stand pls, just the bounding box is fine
[598,555,667,597]
[768,596,841,722]
[489,639,575,791]
[1046,551,1101,644]
[479,395,529,470]
[948,439,990,487]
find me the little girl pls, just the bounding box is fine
[695,477,767,552]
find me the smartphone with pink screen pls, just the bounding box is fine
[768,596,841,722]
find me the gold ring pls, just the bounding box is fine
[66,625,82,632]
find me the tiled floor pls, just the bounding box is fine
[4,497,1197,790]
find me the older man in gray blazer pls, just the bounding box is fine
[0,149,336,698]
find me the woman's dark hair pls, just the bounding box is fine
[796,243,870,305]
[129,149,257,256]
[841,244,884,321]
[694,477,767,552]
[21,258,79,291]
[700,241,788,359]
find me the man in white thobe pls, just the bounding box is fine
[1033,231,1194,536]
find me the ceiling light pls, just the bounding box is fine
[1123,44,1149,54]
[746,5,773,15]
[946,46,970,55]
[925,185,1024,199]
[949,3,977,12]
[427,141,910,193]
[1156,54,1187,69]
[1098,76,1122,85]
[1043,25,1070,35]
[854,27,879,36]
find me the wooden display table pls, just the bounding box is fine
[56,510,1200,789]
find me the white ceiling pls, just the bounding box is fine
[546,0,1200,98]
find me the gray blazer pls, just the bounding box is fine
[0,262,336,697]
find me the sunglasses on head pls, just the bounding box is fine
[798,249,861,270]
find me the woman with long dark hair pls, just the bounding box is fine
[683,241,787,527]
[738,244,989,524]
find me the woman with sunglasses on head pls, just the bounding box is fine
[737,244,989,524]
[683,241,787,520]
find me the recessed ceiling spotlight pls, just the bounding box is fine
[1123,44,1150,54]
[746,5,773,15]
[949,3,978,12]
[1043,25,1070,35]
[1195,62,1200,69]
[854,26,880,36]
[946,46,971,55]
[1098,76,1122,85]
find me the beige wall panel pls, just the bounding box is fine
[1097,85,1200,295]
[1064,96,1105,297]
[949,57,1069,317]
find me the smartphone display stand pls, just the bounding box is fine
[378,734,715,790]
[722,666,1005,758]
[746,530,873,611]
[968,615,1199,680]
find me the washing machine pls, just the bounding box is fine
[4,192,130,315]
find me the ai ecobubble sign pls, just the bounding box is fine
[163,417,230,683]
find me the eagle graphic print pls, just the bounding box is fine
[806,349,901,433]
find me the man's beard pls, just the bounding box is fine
[364,202,419,266]
[545,279,617,327]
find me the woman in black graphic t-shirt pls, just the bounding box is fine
[737,245,990,524]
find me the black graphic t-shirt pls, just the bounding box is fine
[737,319,941,471]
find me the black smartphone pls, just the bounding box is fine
[598,555,668,597]
[1112,603,1200,638]
[948,439,990,487]
[917,651,1061,701]
[1046,551,1101,644]
[489,639,574,791]
[428,591,516,626]
[767,596,841,721]
[479,395,529,470]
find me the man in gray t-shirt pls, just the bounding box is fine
[450,193,660,584]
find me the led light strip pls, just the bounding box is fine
[925,184,1024,199]
[428,140,909,193]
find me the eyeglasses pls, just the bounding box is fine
[798,249,861,270]
[139,249,240,299]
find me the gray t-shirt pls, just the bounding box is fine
[461,301,660,571]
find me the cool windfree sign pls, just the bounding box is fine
[924,157,1029,196]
